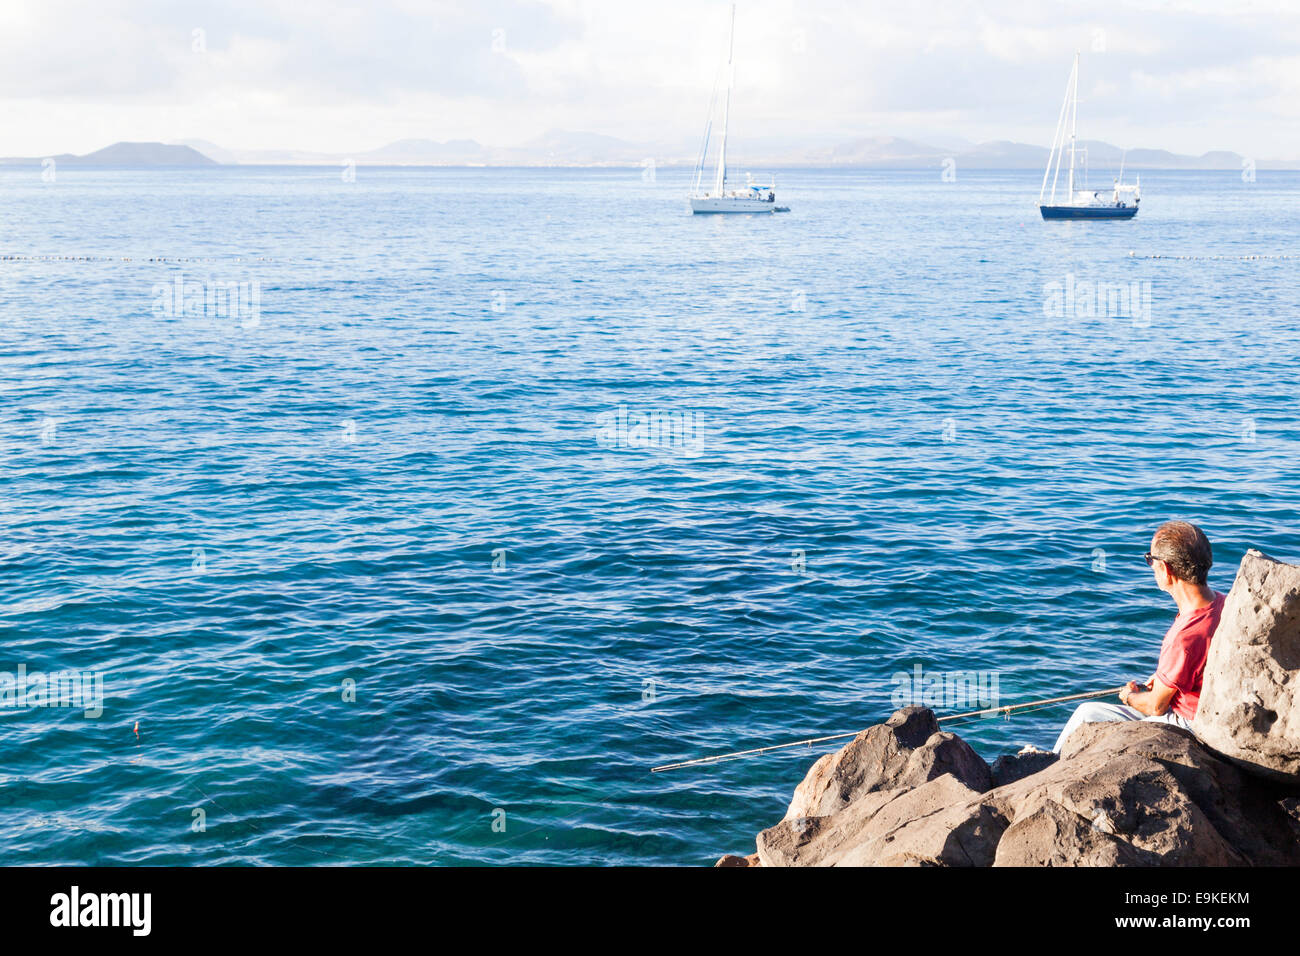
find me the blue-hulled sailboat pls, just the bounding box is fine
[1039,53,1140,221]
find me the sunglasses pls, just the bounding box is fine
[1144,552,1169,567]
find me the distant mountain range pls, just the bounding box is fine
[1,134,1291,170]
[0,141,216,167]
[170,131,656,166]
[785,135,1258,171]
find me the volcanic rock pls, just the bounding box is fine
[1193,549,1300,784]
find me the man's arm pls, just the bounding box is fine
[1120,678,1177,716]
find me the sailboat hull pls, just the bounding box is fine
[1040,204,1138,220]
[691,197,777,214]
[1039,55,1141,222]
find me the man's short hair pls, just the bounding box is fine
[1152,521,1213,585]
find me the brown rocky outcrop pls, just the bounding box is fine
[717,550,1300,867]
[1193,549,1300,785]
[722,712,1300,867]
[781,707,992,821]
[990,749,1058,787]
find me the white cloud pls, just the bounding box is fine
[0,0,1297,159]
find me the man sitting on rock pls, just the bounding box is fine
[1051,521,1226,753]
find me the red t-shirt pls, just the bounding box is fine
[1155,592,1225,720]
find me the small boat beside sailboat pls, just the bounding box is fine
[1039,53,1140,221]
[690,5,787,215]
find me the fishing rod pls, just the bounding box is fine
[650,685,1126,773]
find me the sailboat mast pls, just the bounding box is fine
[1067,52,1079,201]
[713,4,736,196]
[1042,55,1072,203]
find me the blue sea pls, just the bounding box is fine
[1,165,1297,865]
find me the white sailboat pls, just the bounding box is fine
[690,5,784,214]
[1039,52,1140,220]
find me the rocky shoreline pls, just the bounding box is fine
[718,550,1300,867]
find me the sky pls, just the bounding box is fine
[2,0,1299,160]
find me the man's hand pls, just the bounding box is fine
[1120,681,1145,705]
[1121,678,1178,716]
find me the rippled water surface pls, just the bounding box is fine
[1,166,1298,864]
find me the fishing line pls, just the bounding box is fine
[189,777,355,862]
[650,685,1126,773]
